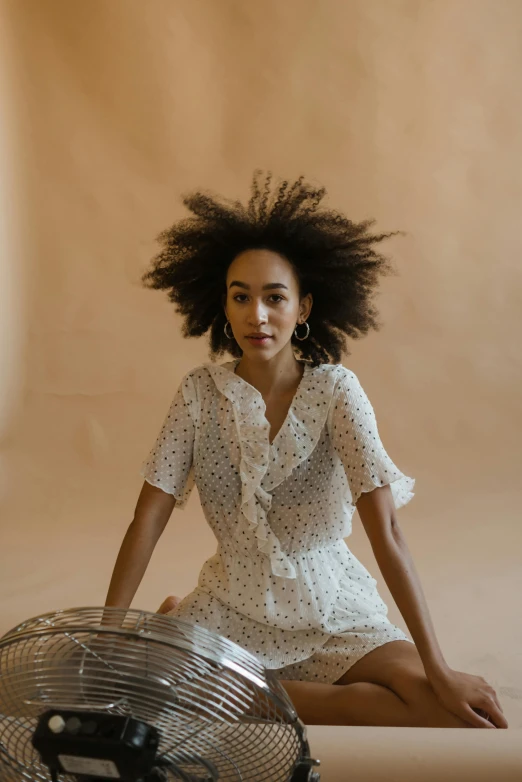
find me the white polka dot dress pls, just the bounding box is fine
[140,358,416,684]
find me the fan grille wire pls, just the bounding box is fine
[0,608,311,782]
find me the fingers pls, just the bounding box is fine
[481,681,509,729]
[493,712,509,729]
[483,700,509,730]
[466,701,509,729]
[464,705,497,729]
[491,691,506,721]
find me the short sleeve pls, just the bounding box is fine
[329,368,415,509]
[139,376,197,509]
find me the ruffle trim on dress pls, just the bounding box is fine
[388,475,415,509]
[329,367,416,510]
[263,364,344,493]
[203,360,344,580]
[349,464,416,509]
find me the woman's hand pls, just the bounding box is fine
[429,668,508,729]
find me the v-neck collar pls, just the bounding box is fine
[230,358,311,448]
[202,357,343,579]
[204,357,341,486]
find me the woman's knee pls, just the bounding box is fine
[278,679,339,724]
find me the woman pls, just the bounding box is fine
[105,172,507,729]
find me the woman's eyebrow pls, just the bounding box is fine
[228,281,289,290]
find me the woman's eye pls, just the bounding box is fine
[233,295,283,303]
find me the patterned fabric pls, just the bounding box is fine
[141,358,415,682]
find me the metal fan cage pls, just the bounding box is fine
[0,607,319,781]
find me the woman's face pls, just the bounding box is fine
[223,248,312,359]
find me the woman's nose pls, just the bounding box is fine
[247,301,268,323]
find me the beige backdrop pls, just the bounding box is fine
[1,0,521,741]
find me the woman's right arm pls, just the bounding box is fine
[104,481,176,609]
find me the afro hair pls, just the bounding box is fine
[141,170,401,366]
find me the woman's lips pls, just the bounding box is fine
[246,336,272,345]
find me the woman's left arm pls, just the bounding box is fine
[356,484,508,729]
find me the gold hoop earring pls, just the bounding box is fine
[294,321,310,341]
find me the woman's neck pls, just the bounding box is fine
[234,353,304,399]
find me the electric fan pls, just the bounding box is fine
[0,607,321,781]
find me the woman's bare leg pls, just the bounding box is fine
[279,679,412,726]
[156,595,181,614]
[155,602,470,726]
[279,678,469,727]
